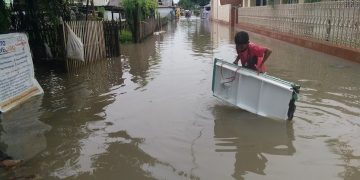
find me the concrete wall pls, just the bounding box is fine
[158,7,174,18]
[211,0,231,23]
[160,0,173,6]
[218,4,231,22]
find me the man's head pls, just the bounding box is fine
[234,31,249,52]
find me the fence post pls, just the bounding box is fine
[134,4,140,42]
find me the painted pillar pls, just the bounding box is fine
[230,5,238,26]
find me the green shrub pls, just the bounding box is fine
[119,30,133,43]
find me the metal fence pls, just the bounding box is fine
[238,1,360,49]
[103,21,121,58]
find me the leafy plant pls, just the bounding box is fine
[178,0,194,10]
[123,0,157,41]
[119,29,133,43]
[123,0,157,20]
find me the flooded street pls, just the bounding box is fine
[1,17,360,179]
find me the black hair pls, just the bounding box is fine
[234,31,249,45]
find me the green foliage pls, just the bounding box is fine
[195,0,210,7]
[141,0,157,18]
[45,0,72,25]
[97,6,105,20]
[97,7,106,14]
[123,0,157,19]
[0,0,10,33]
[123,0,157,41]
[178,0,194,10]
[119,29,133,43]
[178,0,210,10]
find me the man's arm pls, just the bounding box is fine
[260,48,272,67]
[233,55,240,65]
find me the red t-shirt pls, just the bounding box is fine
[237,42,267,72]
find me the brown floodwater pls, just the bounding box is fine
[1,17,360,180]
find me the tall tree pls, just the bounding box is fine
[178,0,193,10]
[178,0,210,10]
[123,0,158,42]
[195,0,209,6]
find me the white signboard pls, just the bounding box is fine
[0,33,43,113]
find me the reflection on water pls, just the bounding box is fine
[184,19,213,57]
[212,105,295,179]
[0,59,130,178]
[121,36,161,88]
[326,139,360,180]
[0,96,50,160]
[0,96,50,178]
[72,130,157,180]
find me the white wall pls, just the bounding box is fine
[158,8,174,18]
[211,0,231,23]
[242,0,256,7]
[218,4,231,22]
[160,0,173,6]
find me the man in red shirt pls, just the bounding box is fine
[233,31,272,73]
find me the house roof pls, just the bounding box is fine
[107,0,122,7]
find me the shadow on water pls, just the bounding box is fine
[212,105,295,179]
[35,58,124,117]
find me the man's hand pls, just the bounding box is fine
[255,64,262,75]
